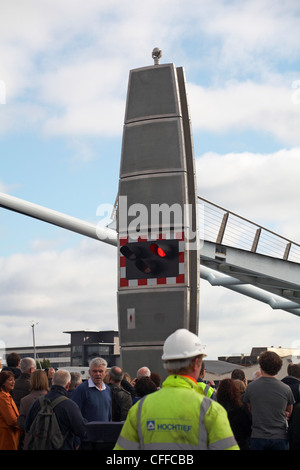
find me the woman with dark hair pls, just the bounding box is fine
[0,370,20,450]
[150,372,162,390]
[132,377,157,404]
[217,378,252,450]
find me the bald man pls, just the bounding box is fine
[108,366,132,422]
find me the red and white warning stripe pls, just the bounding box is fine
[119,232,185,288]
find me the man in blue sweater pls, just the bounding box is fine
[71,357,112,423]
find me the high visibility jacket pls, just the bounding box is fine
[114,374,239,450]
[198,381,217,400]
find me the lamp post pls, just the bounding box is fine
[30,321,39,361]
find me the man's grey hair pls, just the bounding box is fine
[70,372,82,388]
[137,366,151,378]
[20,357,36,373]
[53,370,71,388]
[163,357,191,372]
[163,355,204,374]
[89,357,108,369]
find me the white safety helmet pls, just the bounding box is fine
[161,328,206,361]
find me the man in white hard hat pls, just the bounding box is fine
[114,329,239,450]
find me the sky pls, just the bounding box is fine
[1,0,300,361]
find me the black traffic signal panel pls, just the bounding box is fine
[120,239,179,280]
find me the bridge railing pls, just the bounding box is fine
[198,196,300,263]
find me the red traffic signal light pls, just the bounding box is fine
[120,239,179,280]
[149,242,175,258]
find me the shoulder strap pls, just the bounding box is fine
[38,395,68,408]
[51,396,69,408]
[38,395,47,406]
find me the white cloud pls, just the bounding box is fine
[199,280,300,359]
[0,103,46,137]
[43,100,125,137]
[0,180,21,194]
[197,147,300,238]
[0,238,117,348]
[189,81,300,146]
[197,0,300,80]
[0,0,299,138]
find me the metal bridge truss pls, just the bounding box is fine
[198,196,300,316]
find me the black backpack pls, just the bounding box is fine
[27,395,69,450]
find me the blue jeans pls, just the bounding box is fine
[250,438,289,450]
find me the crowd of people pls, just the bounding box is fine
[1,330,300,451]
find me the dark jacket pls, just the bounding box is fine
[2,366,21,379]
[219,401,252,450]
[121,379,136,400]
[281,376,300,403]
[25,385,87,450]
[109,383,132,421]
[288,402,300,450]
[12,373,31,409]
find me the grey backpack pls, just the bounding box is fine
[27,395,69,450]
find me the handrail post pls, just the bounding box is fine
[216,212,229,244]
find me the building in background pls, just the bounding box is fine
[1,344,71,370]
[218,346,300,367]
[204,346,300,385]
[65,330,120,368]
[1,330,120,371]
